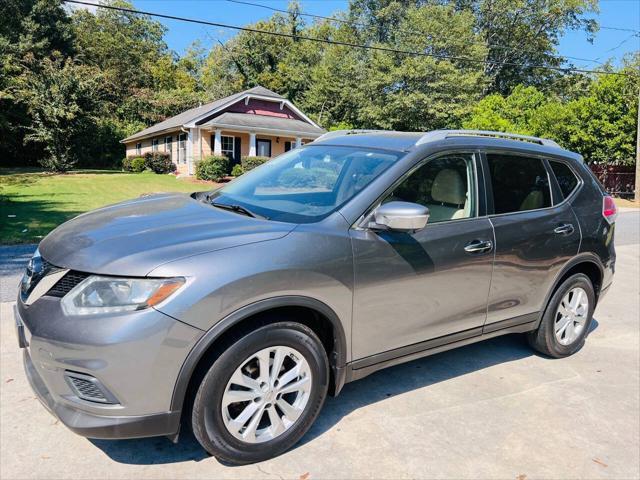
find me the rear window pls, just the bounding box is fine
[549,160,579,200]
[487,153,551,214]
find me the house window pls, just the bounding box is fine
[152,139,159,151]
[178,133,187,164]
[135,143,142,155]
[257,139,271,157]
[221,135,235,160]
[284,141,292,152]
[164,136,172,156]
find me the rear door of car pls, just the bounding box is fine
[481,150,582,331]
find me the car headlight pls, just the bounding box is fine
[61,276,185,316]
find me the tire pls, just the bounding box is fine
[527,273,596,358]
[191,322,329,465]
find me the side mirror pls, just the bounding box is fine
[371,201,430,232]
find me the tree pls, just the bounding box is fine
[348,0,599,94]
[464,55,639,165]
[18,55,105,171]
[349,3,488,130]
[0,0,76,167]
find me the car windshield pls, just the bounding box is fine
[206,145,400,223]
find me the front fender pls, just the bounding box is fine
[169,295,348,412]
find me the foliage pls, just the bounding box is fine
[347,0,599,94]
[0,0,635,173]
[121,156,146,172]
[0,169,208,244]
[16,55,105,172]
[0,0,77,167]
[196,155,229,182]
[464,55,639,165]
[143,151,175,173]
[231,164,245,177]
[241,156,270,171]
[278,167,338,189]
[126,156,146,172]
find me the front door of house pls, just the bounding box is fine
[234,137,242,165]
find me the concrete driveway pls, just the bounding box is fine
[1,211,638,479]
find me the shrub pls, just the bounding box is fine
[231,164,245,177]
[123,156,143,172]
[196,155,229,182]
[241,156,269,171]
[144,151,175,174]
[131,156,146,172]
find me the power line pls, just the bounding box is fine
[63,0,636,77]
[600,25,640,33]
[227,0,609,66]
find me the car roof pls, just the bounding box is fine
[311,129,582,162]
[311,130,424,151]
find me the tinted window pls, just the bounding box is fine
[384,154,475,223]
[549,160,579,200]
[487,153,551,214]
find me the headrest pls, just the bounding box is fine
[432,169,465,205]
[519,190,544,211]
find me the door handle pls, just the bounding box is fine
[464,240,493,254]
[553,224,574,235]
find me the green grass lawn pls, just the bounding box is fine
[0,170,213,244]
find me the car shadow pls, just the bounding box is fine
[91,320,599,466]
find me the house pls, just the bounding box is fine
[121,86,326,175]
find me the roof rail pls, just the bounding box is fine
[416,129,561,148]
[313,129,383,142]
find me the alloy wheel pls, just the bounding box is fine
[554,287,589,345]
[221,346,312,443]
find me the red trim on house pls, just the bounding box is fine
[222,99,302,120]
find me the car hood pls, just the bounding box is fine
[39,193,295,276]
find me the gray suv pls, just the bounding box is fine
[15,130,616,464]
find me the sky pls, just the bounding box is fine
[73,0,640,70]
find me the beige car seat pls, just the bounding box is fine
[519,190,544,211]
[429,169,469,222]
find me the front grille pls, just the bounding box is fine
[46,271,90,297]
[20,255,63,302]
[65,372,117,404]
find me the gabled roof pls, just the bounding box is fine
[204,112,325,136]
[121,86,290,143]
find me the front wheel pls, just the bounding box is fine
[528,273,596,358]
[191,322,329,465]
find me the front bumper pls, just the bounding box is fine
[23,347,181,439]
[15,296,203,439]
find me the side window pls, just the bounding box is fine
[549,160,579,200]
[384,154,475,223]
[487,153,551,214]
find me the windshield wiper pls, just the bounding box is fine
[211,201,266,219]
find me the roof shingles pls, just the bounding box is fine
[121,86,296,143]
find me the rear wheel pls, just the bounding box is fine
[191,322,329,465]
[528,273,595,358]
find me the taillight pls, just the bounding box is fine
[602,195,617,224]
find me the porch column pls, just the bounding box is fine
[249,132,257,156]
[188,128,198,176]
[295,137,302,148]
[213,129,222,155]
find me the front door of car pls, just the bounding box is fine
[350,152,495,362]
[482,152,581,328]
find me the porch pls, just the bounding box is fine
[196,128,307,166]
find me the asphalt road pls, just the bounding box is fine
[1,209,638,479]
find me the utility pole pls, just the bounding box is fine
[636,90,640,202]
